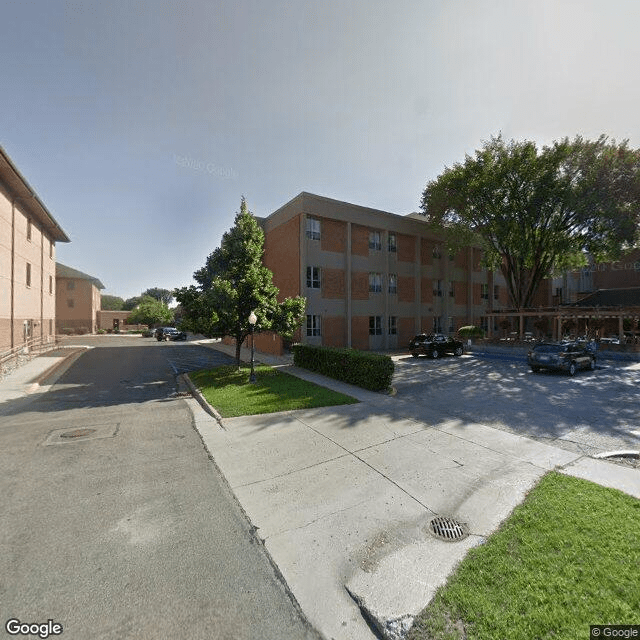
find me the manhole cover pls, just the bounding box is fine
[60,428,97,439]
[428,516,469,542]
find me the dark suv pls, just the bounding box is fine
[528,342,596,376]
[409,333,464,358]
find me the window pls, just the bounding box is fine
[388,273,397,294]
[369,316,382,335]
[306,217,320,240]
[449,317,456,333]
[481,284,489,300]
[49,275,53,295]
[369,231,382,250]
[433,245,441,259]
[67,299,75,308]
[433,279,443,297]
[306,314,321,336]
[306,266,321,289]
[388,233,397,252]
[27,219,32,241]
[494,285,500,300]
[555,287,563,298]
[26,263,31,288]
[369,272,382,293]
[449,281,455,297]
[388,316,397,335]
[67,280,75,290]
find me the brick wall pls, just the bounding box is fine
[398,275,415,303]
[420,239,433,265]
[397,233,415,262]
[323,316,346,347]
[320,218,347,253]
[351,316,369,350]
[322,267,345,299]
[263,214,300,299]
[421,277,433,303]
[351,271,369,300]
[398,317,415,346]
[351,224,369,257]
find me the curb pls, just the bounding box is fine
[180,373,226,430]
[27,347,90,391]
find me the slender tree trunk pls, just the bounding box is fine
[235,338,242,370]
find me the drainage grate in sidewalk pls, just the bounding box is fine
[428,516,469,542]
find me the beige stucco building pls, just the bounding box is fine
[55,263,104,334]
[0,146,70,353]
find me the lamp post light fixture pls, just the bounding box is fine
[248,311,257,383]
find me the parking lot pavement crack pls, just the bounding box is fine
[234,453,350,489]
[294,416,438,515]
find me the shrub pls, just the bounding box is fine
[458,325,485,339]
[97,329,106,334]
[141,329,153,337]
[292,344,394,392]
[60,328,74,336]
[74,327,89,335]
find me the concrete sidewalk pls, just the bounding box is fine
[190,340,640,640]
[0,346,89,408]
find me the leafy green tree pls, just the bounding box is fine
[420,135,640,310]
[126,296,174,327]
[101,295,124,310]
[122,296,143,311]
[142,287,174,306]
[175,197,306,368]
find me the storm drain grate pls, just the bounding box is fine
[60,428,97,439]
[428,516,469,542]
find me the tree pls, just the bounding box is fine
[126,296,174,327]
[175,197,306,368]
[142,287,174,306]
[101,295,124,310]
[420,135,640,310]
[122,296,143,311]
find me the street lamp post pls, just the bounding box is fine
[248,311,257,383]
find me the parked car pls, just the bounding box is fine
[527,341,596,376]
[155,327,187,341]
[163,327,187,341]
[409,333,464,358]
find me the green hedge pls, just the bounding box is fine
[292,344,394,392]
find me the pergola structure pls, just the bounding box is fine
[484,307,640,342]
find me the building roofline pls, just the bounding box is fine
[261,191,441,239]
[0,145,70,243]
[56,262,105,289]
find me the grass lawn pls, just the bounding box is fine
[408,472,640,640]
[190,364,359,417]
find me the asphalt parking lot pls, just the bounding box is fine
[390,350,640,458]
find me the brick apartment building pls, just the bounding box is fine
[55,263,104,334]
[0,146,70,352]
[259,192,510,351]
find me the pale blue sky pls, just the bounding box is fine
[2,0,639,299]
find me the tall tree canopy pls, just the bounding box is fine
[142,287,174,306]
[420,135,640,309]
[126,296,174,327]
[175,197,306,367]
[100,295,124,310]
